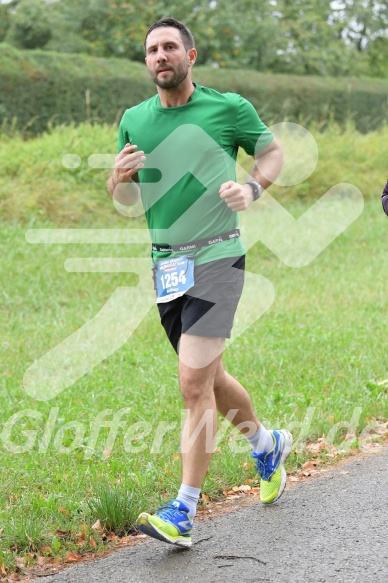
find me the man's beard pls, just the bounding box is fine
[151,63,188,89]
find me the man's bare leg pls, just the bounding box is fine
[178,333,224,488]
[137,336,292,546]
[213,360,292,505]
[213,360,260,435]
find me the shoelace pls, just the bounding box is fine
[255,458,272,481]
[155,504,186,521]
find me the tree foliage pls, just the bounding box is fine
[5,0,52,49]
[0,0,387,77]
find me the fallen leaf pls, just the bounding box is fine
[58,507,70,516]
[1,563,7,576]
[201,493,210,504]
[55,529,69,537]
[40,546,53,555]
[91,519,102,531]
[306,436,331,453]
[238,485,251,492]
[248,487,260,494]
[302,461,320,471]
[106,533,118,542]
[65,552,82,563]
[89,537,97,547]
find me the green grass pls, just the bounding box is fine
[0,123,388,571]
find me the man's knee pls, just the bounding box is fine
[179,368,213,404]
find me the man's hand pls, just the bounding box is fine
[219,181,254,211]
[112,143,146,185]
[107,143,145,204]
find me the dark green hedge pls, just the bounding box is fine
[1,43,387,135]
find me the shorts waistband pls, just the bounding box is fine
[152,229,241,253]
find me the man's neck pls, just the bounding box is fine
[158,81,195,108]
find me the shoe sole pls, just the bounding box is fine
[137,514,192,548]
[263,429,293,505]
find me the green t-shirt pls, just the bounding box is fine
[118,83,274,265]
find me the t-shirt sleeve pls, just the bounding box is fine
[117,111,131,152]
[234,95,274,156]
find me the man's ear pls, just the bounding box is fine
[187,48,197,67]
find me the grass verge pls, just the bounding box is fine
[0,123,387,576]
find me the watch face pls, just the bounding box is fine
[252,182,260,199]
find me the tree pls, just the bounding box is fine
[1,0,386,78]
[331,0,388,76]
[269,0,358,76]
[44,0,91,54]
[71,0,280,68]
[5,0,52,49]
[331,0,388,51]
[0,0,18,42]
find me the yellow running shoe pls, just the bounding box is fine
[136,499,192,547]
[252,429,293,504]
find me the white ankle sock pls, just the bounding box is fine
[177,484,201,520]
[247,424,274,454]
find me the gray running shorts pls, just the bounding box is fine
[157,255,245,353]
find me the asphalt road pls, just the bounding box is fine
[32,447,388,583]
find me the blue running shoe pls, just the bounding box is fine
[136,499,193,547]
[252,429,293,504]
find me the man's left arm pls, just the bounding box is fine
[219,137,284,211]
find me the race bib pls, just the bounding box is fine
[153,255,195,303]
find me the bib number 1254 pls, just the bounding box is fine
[160,269,187,290]
[153,255,194,303]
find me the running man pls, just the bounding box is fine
[107,17,292,548]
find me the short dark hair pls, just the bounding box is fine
[144,17,195,53]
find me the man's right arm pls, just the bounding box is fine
[107,143,146,205]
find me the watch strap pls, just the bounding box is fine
[246,180,263,201]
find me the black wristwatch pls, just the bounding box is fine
[246,180,263,201]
